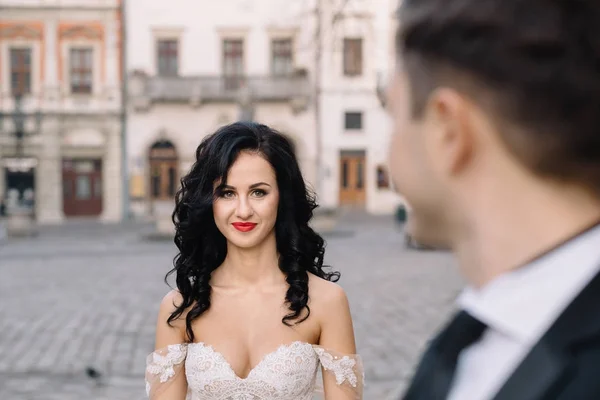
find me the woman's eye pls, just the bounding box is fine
[252,190,266,197]
[221,191,235,198]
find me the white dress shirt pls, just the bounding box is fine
[447,224,600,400]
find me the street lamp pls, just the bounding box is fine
[10,94,41,155]
[0,93,43,156]
[0,93,42,236]
[236,79,255,122]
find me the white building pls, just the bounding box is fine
[126,0,400,218]
[317,0,400,214]
[0,0,125,224]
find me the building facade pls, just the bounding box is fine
[126,0,318,218]
[317,0,400,214]
[0,0,124,224]
[126,0,400,218]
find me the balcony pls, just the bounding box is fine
[129,73,311,112]
[0,88,122,116]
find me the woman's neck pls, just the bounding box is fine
[213,233,284,287]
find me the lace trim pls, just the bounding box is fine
[145,342,364,399]
[145,343,188,395]
[314,347,360,387]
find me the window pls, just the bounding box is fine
[149,140,178,200]
[168,167,177,196]
[94,177,102,198]
[70,48,93,94]
[223,39,244,89]
[10,48,32,95]
[271,38,293,76]
[76,175,91,199]
[356,160,364,189]
[342,160,349,189]
[344,112,363,130]
[151,166,161,198]
[157,39,179,76]
[377,166,390,189]
[343,38,363,76]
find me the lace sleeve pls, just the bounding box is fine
[145,344,190,400]
[313,346,364,400]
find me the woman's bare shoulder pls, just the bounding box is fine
[159,289,184,309]
[157,290,188,329]
[308,273,349,311]
[308,274,356,351]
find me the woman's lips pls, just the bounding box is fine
[232,222,257,232]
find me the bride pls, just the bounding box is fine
[145,122,364,399]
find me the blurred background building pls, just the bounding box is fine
[0,0,125,224]
[126,0,317,218]
[0,0,402,225]
[126,0,401,219]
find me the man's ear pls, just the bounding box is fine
[424,88,476,177]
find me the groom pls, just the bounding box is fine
[387,0,600,399]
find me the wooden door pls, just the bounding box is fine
[149,141,178,201]
[150,159,178,200]
[339,151,366,207]
[62,159,103,216]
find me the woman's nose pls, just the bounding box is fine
[236,197,254,219]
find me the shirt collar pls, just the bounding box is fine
[458,225,600,344]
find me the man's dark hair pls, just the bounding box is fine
[396,0,600,194]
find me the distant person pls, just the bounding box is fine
[145,122,363,399]
[387,0,600,399]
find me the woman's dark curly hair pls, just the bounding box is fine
[166,121,340,342]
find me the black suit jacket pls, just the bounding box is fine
[491,268,600,400]
[403,268,600,400]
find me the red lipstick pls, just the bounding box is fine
[232,222,257,232]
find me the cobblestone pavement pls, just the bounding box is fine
[0,214,463,399]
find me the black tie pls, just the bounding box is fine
[402,310,487,400]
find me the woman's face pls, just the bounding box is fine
[213,151,280,249]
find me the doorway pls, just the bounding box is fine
[149,140,178,201]
[4,160,36,214]
[62,158,103,216]
[339,150,366,207]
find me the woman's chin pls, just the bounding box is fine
[227,235,262,250]
[225,228,276,250]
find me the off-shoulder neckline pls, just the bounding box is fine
[188,340,317,380]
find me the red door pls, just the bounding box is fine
[62,159,103,216]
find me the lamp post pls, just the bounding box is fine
[237,79,255,122]
[0,93,41,237]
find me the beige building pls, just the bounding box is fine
[0,0,125,224]
[126,0,400,218]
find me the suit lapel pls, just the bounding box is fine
[493,268,600,400]
[492,342,569,400]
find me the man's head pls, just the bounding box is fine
[388,0,600,249]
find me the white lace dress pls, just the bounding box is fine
[145,341,364,399]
